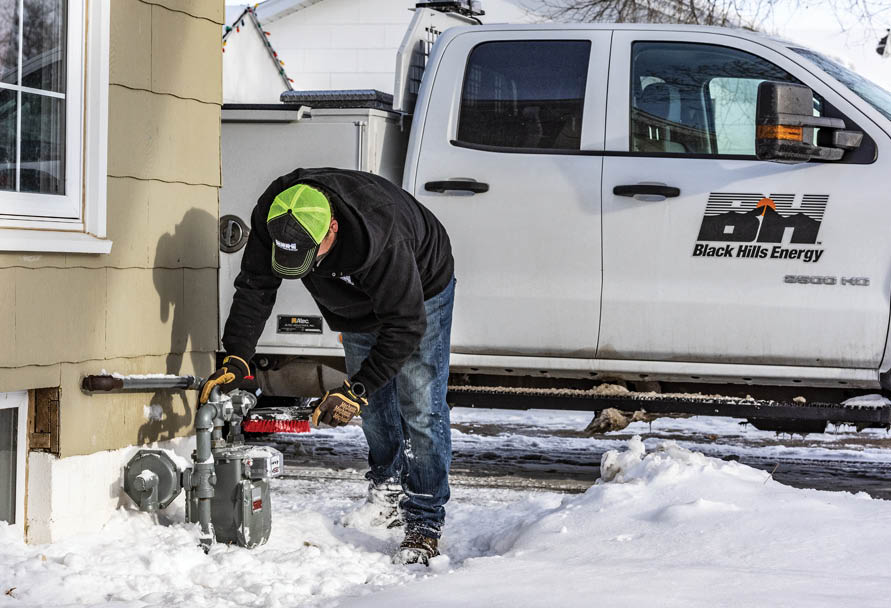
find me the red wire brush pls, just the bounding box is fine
[242,418,311,434]
[241,398,316,435]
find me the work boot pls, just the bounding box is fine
[341,480,404,529]
[392,530,440,566]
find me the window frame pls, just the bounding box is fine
[0,0,83,219]
[0,391,28,538]
[0,0,111,254]
[453,38,593,153]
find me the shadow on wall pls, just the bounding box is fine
[140,208,217,445]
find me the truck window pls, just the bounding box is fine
[456,40,590,151]
[630,42,797,157]
[792,47,891,121]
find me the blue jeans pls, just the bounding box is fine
[342,277,455,538]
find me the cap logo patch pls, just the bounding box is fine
[275,239,298,251]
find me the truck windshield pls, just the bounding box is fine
[792,47,891,121]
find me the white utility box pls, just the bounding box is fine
[219,95,406,357]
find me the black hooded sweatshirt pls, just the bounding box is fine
[222,167,454,395]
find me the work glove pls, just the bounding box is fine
[312,380,368,427]
[199,355,251,404]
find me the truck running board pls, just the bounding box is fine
[446,385,891,431]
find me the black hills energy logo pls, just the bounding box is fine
[693,193,828,263]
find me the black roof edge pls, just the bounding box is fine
[280,89,394,110]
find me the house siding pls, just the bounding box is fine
[0,0,223,461]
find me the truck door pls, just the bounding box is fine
[410,31,610,356]
[599,31,891,368]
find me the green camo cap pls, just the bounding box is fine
[267,184,332,279]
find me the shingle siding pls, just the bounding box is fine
[0,0,223,458]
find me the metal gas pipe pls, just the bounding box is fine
[83,373,282,551]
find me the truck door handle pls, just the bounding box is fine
[425,180,490,194]
[613,184,680,199]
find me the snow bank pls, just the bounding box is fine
[342,438,891,607]
[2,438,891,607]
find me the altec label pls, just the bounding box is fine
[693,193,828,263]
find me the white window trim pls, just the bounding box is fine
[0,0,111,254]
[0,391,28,538]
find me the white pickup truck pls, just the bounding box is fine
[219,3,891,428]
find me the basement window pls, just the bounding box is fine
[0,0,111,254]
[0,391,27,535]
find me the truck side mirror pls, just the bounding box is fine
[756,81,863,163]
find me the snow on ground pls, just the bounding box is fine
[3,426,891,607]
[451,407,891,463]
[0,475,560,607]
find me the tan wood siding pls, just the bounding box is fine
[0,0,223,457]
